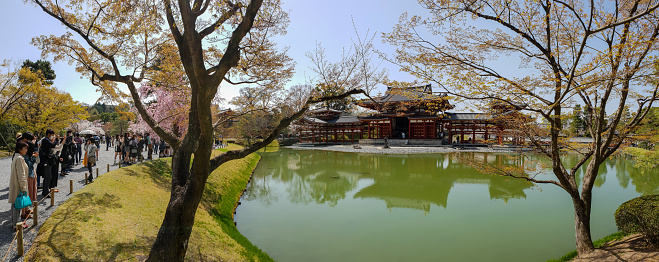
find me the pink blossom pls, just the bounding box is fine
[130,77,191,139]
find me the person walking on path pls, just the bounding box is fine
[137,134,145,162]
[85,138,99,183]
[123,133,130,164]
[153,137,159,156]
[105,134,111,151]
[129,136,138,163]
[9,141,30,227]
[38,129,62,198]
[74,133,83,165]
[146,133,153,160]
[114,135,123,163]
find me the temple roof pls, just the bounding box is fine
[358,116,391,120]
[300,115,361,125]
[309,107,343,114]
[442,112,493,121]
[358,84,449,105]
[409,115,442,119]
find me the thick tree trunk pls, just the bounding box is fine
[145,144,209,261]
[145,78,216,261]
[573,198,595,254]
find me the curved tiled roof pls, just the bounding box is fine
[300,115,361,125]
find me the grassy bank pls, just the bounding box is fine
[546,232,629,262]
[25,144,273,261]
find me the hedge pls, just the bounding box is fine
[614,194,659,244]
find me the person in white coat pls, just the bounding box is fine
[9,141,29,228]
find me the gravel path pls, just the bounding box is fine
[285,144,524,154]
[0,144,162,261]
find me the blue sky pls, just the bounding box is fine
[1,0,428,106]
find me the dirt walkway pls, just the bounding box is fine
[571,234,659,262]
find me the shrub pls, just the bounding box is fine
[614,194,659,244]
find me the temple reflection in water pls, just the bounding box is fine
[236,149,659,262]
[244,149,536,213]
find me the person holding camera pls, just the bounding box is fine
[59,130,75,176]
[38,129,62,198]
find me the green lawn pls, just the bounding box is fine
[25,144,274,261]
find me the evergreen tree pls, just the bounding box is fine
[21,59,56,85]
[570,104,584,136]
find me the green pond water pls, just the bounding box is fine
[234,148,659,262]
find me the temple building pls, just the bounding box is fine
[356,84,453,139]
[297,107,363,144]
[296,84,525,145]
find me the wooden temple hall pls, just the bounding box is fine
[296,84,517,145]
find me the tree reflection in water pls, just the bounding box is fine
[245,149,543,212]
[243,149,659,211]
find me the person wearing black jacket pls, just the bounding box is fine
[60,131,75,176]
[38,129,62,197]
[137,134,145,161]
[106,134,111,151]
[123,133,130,163]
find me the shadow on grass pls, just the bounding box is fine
[29,191,155,261]
[121,159,172,191]
[566,234,659,262]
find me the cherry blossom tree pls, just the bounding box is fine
[69,119,104,134]
[130,78,190,138]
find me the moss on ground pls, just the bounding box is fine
[25,144,274,261]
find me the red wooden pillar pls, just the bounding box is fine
[367,123,371,139]
[447,124,452,143]
[472,125,476,144]
[368,122,373,139]
[484,124,489,141]
[432,120,436,138]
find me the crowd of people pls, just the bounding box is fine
[7,129,171,229]
[112,132,171,165]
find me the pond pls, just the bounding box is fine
[234,148,658,262]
